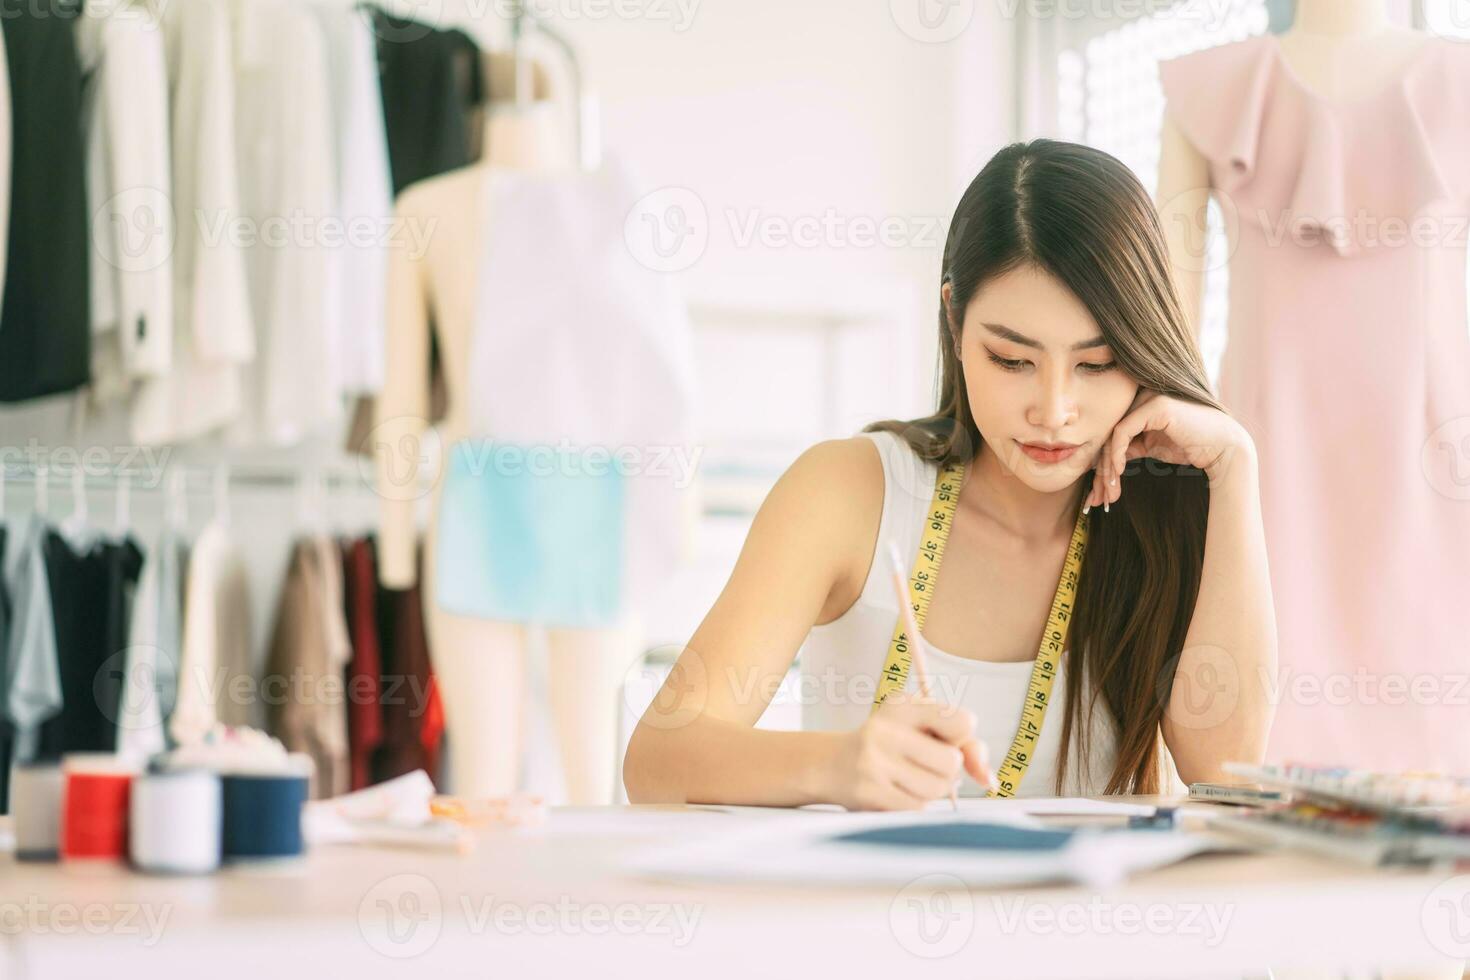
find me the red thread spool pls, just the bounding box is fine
[61,755,137,860]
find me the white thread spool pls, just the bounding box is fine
[129,769,222,874]
[11,763,64,860]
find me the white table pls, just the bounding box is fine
[2,799,1467,979]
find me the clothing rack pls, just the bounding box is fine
[506,0,595,170]
[0,462,375,494]
[0,461,385,531]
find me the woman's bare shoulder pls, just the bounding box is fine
[768,435,885,621]
[778,435,884,513]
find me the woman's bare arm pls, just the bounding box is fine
[622,438,879,806]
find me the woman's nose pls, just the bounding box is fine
[1028,371,1077,429]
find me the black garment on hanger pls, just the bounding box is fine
[35,533,143,758]
[0,524,12,814]
[369,6,485,195]
[366,5,483,424]
[0,1,91,402]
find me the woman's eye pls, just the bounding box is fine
[986,352,1117,375]
[986,352,1029,372]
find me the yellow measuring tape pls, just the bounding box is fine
[871,455,1090,798]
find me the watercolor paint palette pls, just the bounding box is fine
[1223,762,1470,817]
[1207,763,1470,865]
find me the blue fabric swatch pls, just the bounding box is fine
[433,441,626,628]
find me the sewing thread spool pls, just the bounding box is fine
[129,769,223,874]
[11,762,65,861]
[220,756,311,860]
[60,754,139,861]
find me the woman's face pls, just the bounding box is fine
[946,262,1141,493]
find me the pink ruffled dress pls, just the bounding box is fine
[1158,34,1470,774]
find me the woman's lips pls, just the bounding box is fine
[1016,440,1080,464]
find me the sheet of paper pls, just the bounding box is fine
[688,803,844,815]
[543,806,747,836]
[934,797,1159,817]
[622,807,1218,888]
[692,797,1157,818]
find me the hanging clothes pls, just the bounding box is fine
[170,519,252,746]
[434,155,698,628]
[1,515,61,764]
[419,638,444,785]
[340,7,483,453]
[311,3,393,396]
[370,8,484,195]
[36,529,143,758]
[342,535,383,792]
[0,0,90,402]
[0,524,11,813]
[374,546,442,787]
[0,20,11,314]
[74,0,175,403]
[224,0,343,447]
[266,535,351,800]
[131,0,255,445]
[1159,36,1470,774]
[117,526,186,762]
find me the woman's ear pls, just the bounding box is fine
[941,282,960,355]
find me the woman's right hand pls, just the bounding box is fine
[825,693,996,811]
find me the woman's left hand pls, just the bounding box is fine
[1086,390,1254,511]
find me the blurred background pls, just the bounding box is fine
[0,0,1457,808]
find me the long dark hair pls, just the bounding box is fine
[867,139,1224,793]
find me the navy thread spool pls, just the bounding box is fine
[220,772,309,860]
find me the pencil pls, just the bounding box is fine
[887,543,959,812]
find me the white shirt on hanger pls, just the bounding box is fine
[74,0,175,400]
[116,526,185,763]
[169,519,253,747]
[310,2,393,395]
[224,0,344,447]
[132,0,256,445]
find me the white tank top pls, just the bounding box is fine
[799,430,1183,797]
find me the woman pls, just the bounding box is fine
[623,139,1277,809]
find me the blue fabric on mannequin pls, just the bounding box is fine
[433,440,626,629]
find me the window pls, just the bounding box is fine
[1057,0,1270,388]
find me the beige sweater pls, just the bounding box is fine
[265,535,351,800]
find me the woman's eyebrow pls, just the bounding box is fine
[981,321,1108,351]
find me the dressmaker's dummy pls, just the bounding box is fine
[342,51,553,447]
[375,90,659,805]
[1155,0,1470,782]
[1156,10,1470,978]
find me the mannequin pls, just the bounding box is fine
[1158,0,1426,335]
[375,78,659,805]
[1154,9,1470,979]
[1154,1,1470,763]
